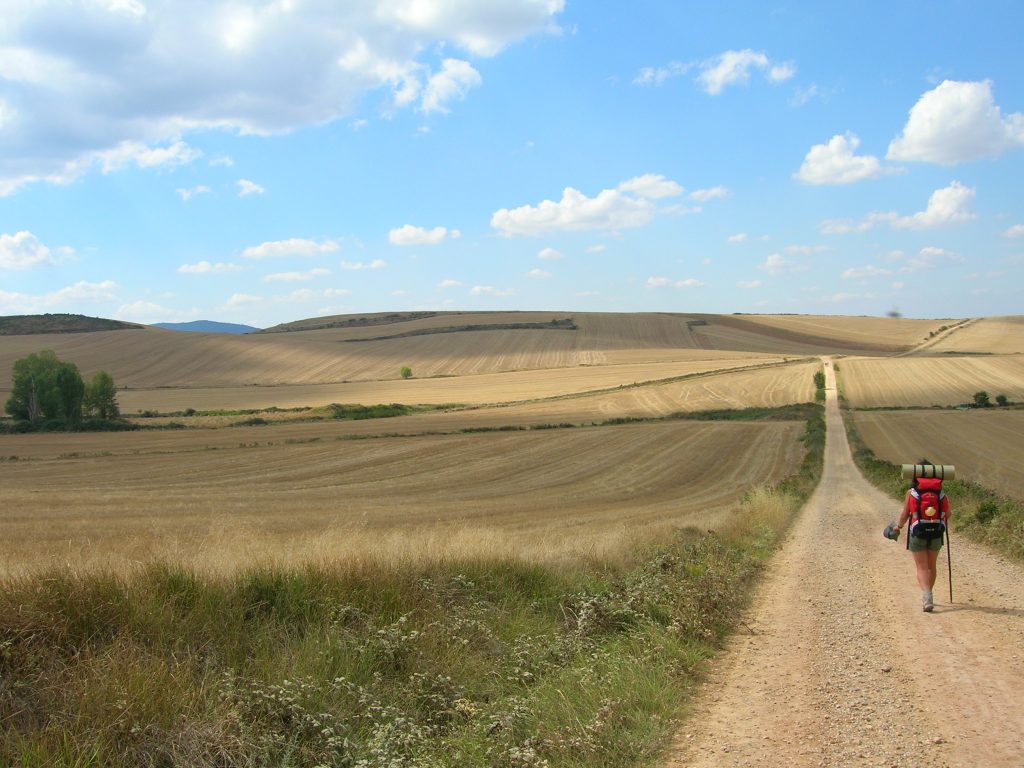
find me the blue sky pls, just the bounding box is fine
[1,0,1023,327]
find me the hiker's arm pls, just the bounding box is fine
[895,493,912,532]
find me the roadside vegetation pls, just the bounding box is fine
[842,412,1024,562]
[0,405,824,767]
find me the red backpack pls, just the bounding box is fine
[909,477,947,541]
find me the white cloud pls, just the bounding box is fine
[821,182,977,234]
[421,59,482,114]
[210,155,234,167]
[177,261,240,274]
[585,244,606,254]
[689,186,728,202]
[537,247,564,260]
[438,279,464,289]
[263,268,330,282]
[1003,224,1024,238]
[727,233,748,244]
[470,285,514,297]
[242,238,340,259]
[900,246,965,273]
[887,80,1024,164]
[0,230,57,269]
[697,49,795,95]
[224,293,262,308]
[646,276,703,289]
[0,280,117,314]
[841,265,892,280]
[237,179,265,197]
[0,2,564,195]
[758,253,799,276]
[890,181,976,229]
[491,174,683,236]
[340,259,387,270]
[177,185,211,201]
[324,288,352,298]
[737,279,762,289]
[527,268,551,279]
[784,244,828,255]
[115,300,175,322]
[633,61,691,87]
[795,132,891,184]
[388,224,460,246]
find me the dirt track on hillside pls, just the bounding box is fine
[665,358,1024,768]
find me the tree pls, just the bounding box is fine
[972,391,992,408]
[400,366,413,379]
[5,350,86,423]
[995,394,1009,407]
[84,370,120,419]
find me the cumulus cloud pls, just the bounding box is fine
[887,80,1024,164]
[263,268,331,282]
[115,300,176,322]
[585,244,606,254]
[0,230,58,269]
[242,238,340,259]
[527,268,551,279]
[177,185,211,201]
[889,181,977,229]
[438,279,464,288]
[689,186,728,202]
[237,179,265,197]
[697,49,795,95]
[758,253,800,277]
[727,233,748,244]
[795,132,892,184]
[340,259,387,270]
[537,247,564,260]
[421,59,482,113]
[177,261,240,274]
[900,246,965,272]
[821,182,977,234]
[633,61,691,87]
[224,293,262,308]
[0,1,564,194]
[0,280,117,314]
[1003,224,1024,238]
[491,174,684,236]
[388,225,460,246]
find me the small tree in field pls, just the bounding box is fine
[400,366,413,379]
[995,394,1009,407]
[972,391,992,408]
[5,350,84,422]
[84,370,120,419]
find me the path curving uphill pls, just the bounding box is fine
[664,358,1024,768]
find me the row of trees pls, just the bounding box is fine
[4,350,120,424]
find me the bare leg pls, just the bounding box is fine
[911,550,935,591]
[926,549,940,590]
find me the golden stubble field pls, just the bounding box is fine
[852,409,1024,501]
[2,311,985,575]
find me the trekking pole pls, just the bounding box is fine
[946,526,953,604]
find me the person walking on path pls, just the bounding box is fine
[892,461,950,612]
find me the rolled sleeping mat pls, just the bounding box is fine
[901,463,956,480]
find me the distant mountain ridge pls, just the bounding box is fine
[153,320,260,334]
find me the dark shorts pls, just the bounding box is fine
[908,533,944,552]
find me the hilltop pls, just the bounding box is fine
[152,320,261,334]
[0,314,142,335]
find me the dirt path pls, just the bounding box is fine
[664,357,1024,768]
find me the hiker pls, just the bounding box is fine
[892,462,950,612]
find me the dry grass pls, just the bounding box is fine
[924,316,1024,354]
[851,409,1024,501]
[0,420,805,577]
[838,355,1024,407]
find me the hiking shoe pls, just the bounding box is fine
[922,591,934,612]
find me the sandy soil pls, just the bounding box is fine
[664,358,1024,768]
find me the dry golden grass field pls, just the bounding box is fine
[852,409,1024,501]
[838,354,1024,408]
[0,420,804,576]
[924,316,1024,354]
[2,311,1005,576]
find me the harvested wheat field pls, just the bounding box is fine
[838,354,1024,407]
[921,316,1024,354]
[852,409,1024,500]
[0,419,805,575]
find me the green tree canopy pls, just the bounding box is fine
[5,350,88,423]
[84,370,120,419]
